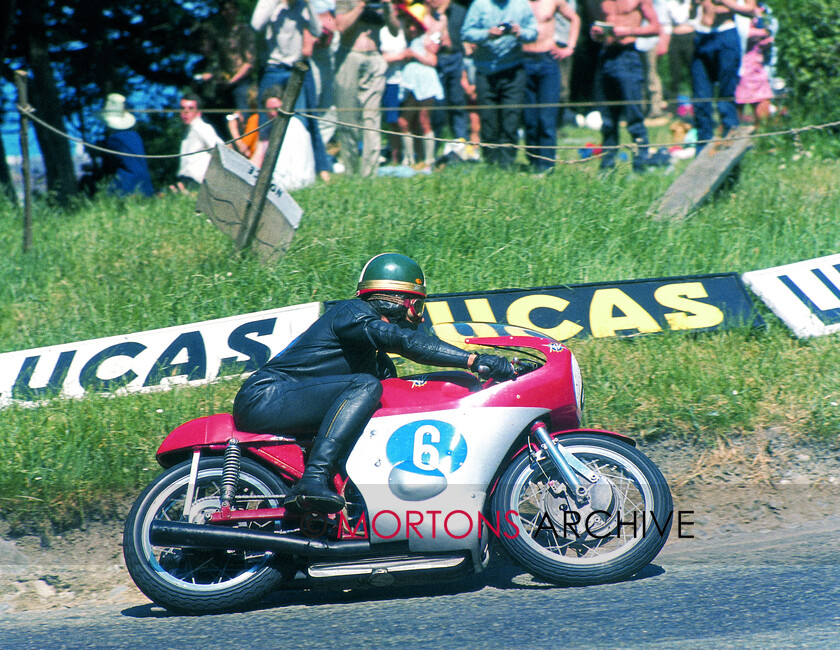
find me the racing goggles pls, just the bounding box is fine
[403,296,425,323]
[368,292,426,323]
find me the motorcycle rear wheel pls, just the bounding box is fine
[123,457,290,613]
[492,433,673,586]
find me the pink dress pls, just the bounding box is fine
[736,41,773,105]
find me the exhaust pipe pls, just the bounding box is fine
[149,520,375,558]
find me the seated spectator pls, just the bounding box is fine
[83,93,155,197]
[227,84,261,158]
[170,93,224,194]
[250,84,316,191]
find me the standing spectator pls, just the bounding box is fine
[522,0,579,174]
[553,0,578,127]
[251,0,321,107]
[334,0,401,177]
[755,0,779,86]
[251,0,334,182]
[462,0,538,168]
[427,0,469,147]
[461,47,482,159]
[216,0,258,113]
[310,0,340,149]
[171,93,224,194]
[586,0,661,172]
[84,93,155,197]
[634,0,668,119]
[380,17,410,164]
[735,2,774,124]
[659,0,695,113]
[691,0,757,152]
[396,2,444,169]
[250,85,316,191]
[192,1,257,134]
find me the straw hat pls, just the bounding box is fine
[102,93,136,130]
[397,3,428,31]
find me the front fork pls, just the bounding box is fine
[530,422,599,506]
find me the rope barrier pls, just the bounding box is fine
[95,91,790,116]
[15,97,833,171]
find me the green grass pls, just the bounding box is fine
[1,127,839,533]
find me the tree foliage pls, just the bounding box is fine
[771,0,840,118]
[2,1,257,198]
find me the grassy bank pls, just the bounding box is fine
[1,127,839,533]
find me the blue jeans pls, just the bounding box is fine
[432,52,469,141]
[691,28,742,150]
[523,52,561,171]
[259,64,332,174]
[593,45,648,167]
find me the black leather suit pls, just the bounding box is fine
[233,299,471,444]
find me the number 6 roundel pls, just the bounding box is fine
[385,420,468,501]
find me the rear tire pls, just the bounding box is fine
[492,434,672,586]
[123,457,290,613]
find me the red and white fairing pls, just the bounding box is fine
[346,334,584,564]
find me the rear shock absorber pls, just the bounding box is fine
[220,438,241,509]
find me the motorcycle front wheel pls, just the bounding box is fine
[492,433,673,586]
[123,457,290,613]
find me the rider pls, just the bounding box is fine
[232,253,515,513]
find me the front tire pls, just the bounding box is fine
[492,434,673,586]
[123,457,290,613]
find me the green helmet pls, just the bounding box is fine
[356,253,426,298]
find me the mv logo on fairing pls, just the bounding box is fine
[386,420,467,501]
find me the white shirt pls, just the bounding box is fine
[271,116,315,191]
[380,25,408,85]
[635,0,667,53]
[662,0,694,33]
[178,115,224,184]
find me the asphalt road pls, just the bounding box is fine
[2,519,839,649]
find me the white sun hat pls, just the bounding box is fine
[102,93,136,130]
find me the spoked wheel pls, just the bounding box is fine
[123,457,290,613]
[493,433,673,586]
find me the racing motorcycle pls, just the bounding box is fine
[123,323,673,614]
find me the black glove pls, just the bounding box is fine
[470,354,515,381]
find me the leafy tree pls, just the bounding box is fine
[2,0,253,200]
[770,0,840,119]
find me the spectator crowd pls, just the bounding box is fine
[87,0,783,197]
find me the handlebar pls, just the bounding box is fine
[474,357,541,382]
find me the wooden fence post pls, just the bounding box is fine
[14,70,32,253]
[236,61,309,251]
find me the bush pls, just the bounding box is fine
[773,0,840,119]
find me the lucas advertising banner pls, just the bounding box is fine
[0,303,320,409]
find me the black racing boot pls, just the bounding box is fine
[284,434,346,514]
